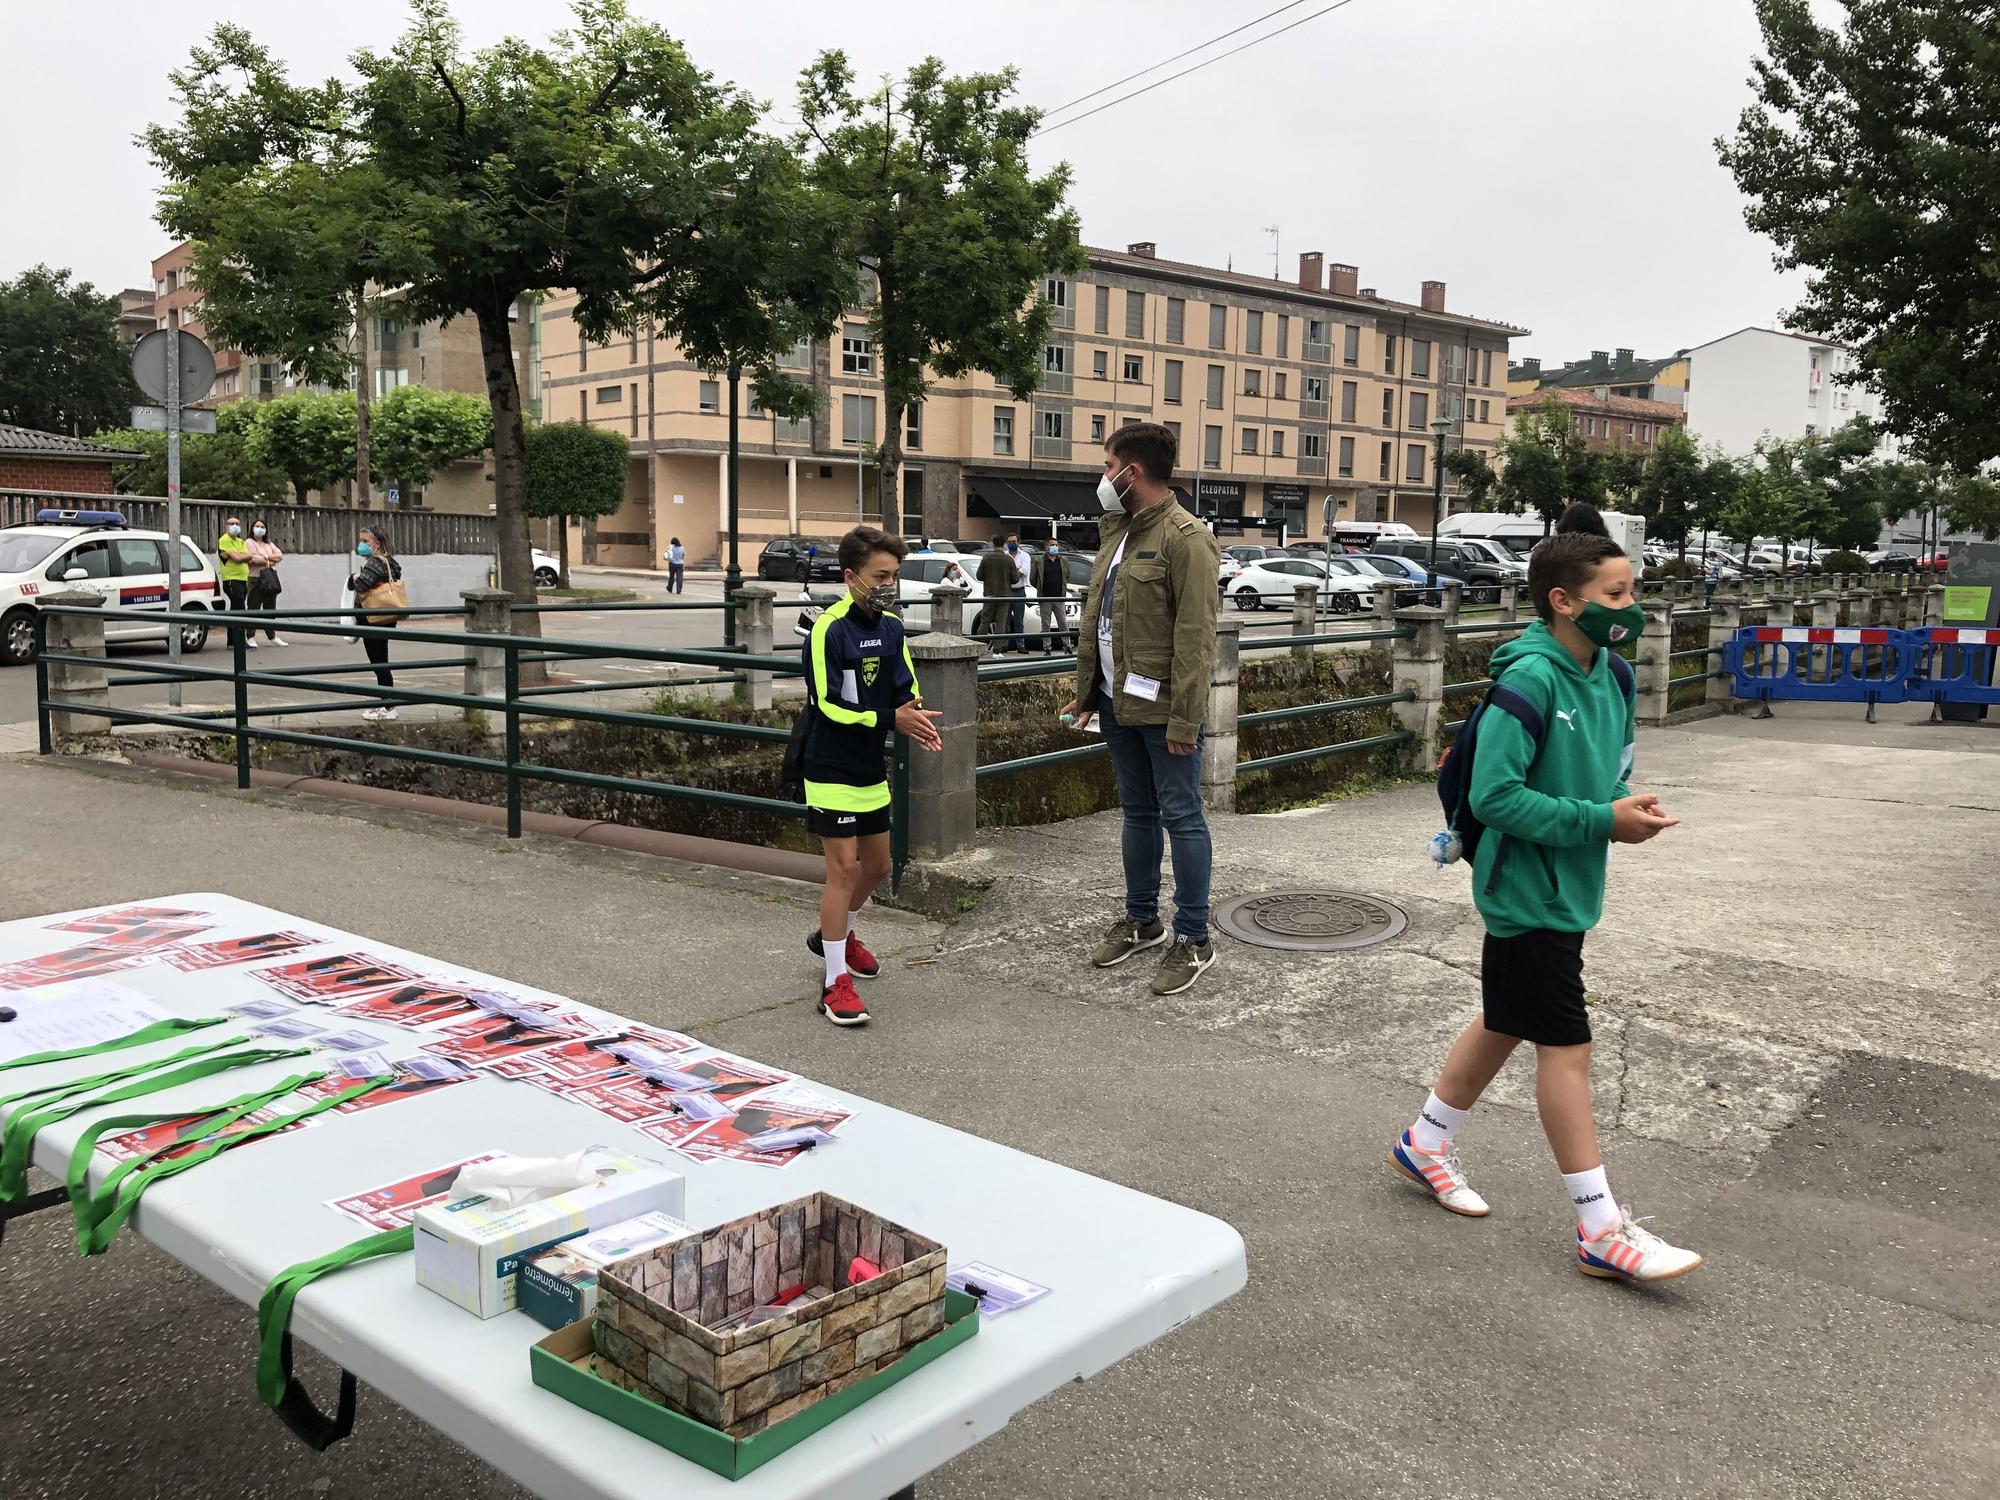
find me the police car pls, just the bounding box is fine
[1,509,218,666]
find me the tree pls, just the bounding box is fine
[93,403,285,505]
[1636,426,1704,555]
[1441,447,1497,512]
[522,422,629,588]
[1697,450,1741,557]
[0,266,140,437]
[1601,444,1647,511]
[369,385,490,496]
[1495,396,1593,533]
[1719,456,1783,566]
[247,391,357,503]
[799,51,1083,528]
[1942,471,2000,541]
[1719,1,2000,473]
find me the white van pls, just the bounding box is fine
[1439,509,1647,573]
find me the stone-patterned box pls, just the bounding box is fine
[592,1191,947,1438]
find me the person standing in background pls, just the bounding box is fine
[1035,539,1070,655]
[665,537,686,594]
[975,543,1015,650]
[243,518,286,646]
[215,516,256,650]
[349,525,405,722]
[1005,534,1031,654]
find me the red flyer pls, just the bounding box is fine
[488,1036,630,1084]
[253,952,427,1004]
[94,1106,310,1164]
[0,928,209,987]
[328,981,488,1029]
[325,1153,508,1232]
[49,904,212,935]
[295,1071,474,1116]
[677,1085,853,1169]
[559,1075,683,1126]
[672,1050,794,1103]
[420,1018,606,1069]
[163,931,320,972]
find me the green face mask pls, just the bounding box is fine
[1572,599,1644,648]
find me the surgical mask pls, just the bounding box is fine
[355,541,374,558]
[1096,464,1132,513]
[227,525,241,537]
[1570,599,1644,648]
[1005,542,1017,554]
[1046,546,1058,556]
[252,526,266,538]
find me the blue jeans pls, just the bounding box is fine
[1005,590,1028,653]
[1097,692,1212,942]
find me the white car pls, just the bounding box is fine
[893,554,1083,636]
[1218,555,1244,587]
[2,509,218,666]
[532,548,560,587]
[1229,556,1378,614]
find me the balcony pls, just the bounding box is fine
[775,417,812,445]
[1040,369,1073,394]
[1296,455,1327,477]
[1033,434,1071,461]
[1048,302,1075,330]
[1303,340,1331,363]
[1301,398,1329,421]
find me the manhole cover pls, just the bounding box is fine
[1214,889,1409,952]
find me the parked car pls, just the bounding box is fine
[947,538,995,555]
[755,537,843,582]
[1354,552,1492,605]
[893,553,1082,636]
[1228,556,1378,614]
[532,548,560,587]
[1223,544,1276,566]
[1371,536,1524,592]
[1866,549,1918,573]
[2,508,216,667]
[1917,552,1951,574]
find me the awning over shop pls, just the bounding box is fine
[965,474,1101,524]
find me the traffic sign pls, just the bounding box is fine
[131,404,217,435]
[387,486,401,506]
[131,329,216,405]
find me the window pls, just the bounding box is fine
[1271,430,1285,458]
[1338,435,1355,476]
[906,403,922,451]
[1044,344,1069,376]
[1379,441,1392,480]
[1305,374,1327,405]
[1343,325,1360,365]
[1094,284,1110,334]
[1307,318,1329,349]
[1208,303,1228,349]
[606,384,632,407]
[993,408,1015,455]
[1341,380,1357,422]
[779,337,810,369]
[1245,310,1264,354]
[1240,428,1258,455]
[1304,432,1325,460]
[1587,417,1598,437]
[1126,290,1146,339]
[1166,297,1185,343]
[1479,399,1490,422]
[1447,344,1467,384]
[1204,425,1223,468]
[1039,409,1066,439]
[841,394,875,445]
[1412,339,1432,377]
[1123,353,1143,382]
[49,540,113,581]
[1092,349,1107,379]
[1574,414,1585,433]
[841,323,873,374]
[1641,423,1652,446]
[371,367,407,398]
[113,538,168,576]
[1090,414,1106,442]
[1385,335,1397,374]
[375,317,400,353]
[1206,365,1225,406]
[1627,422,1637,442]
[1409,391,1430,430]
[1482,349,1494,386]
[1164,360,1183,404]
[1277,315,1290,358]
[1044,277,1070,309]
[1244,368,1262,397]
[1274,371,1287,400]
[1382,388,1394,427]
[1165,420,1181,444]
[1406,443,1426,482]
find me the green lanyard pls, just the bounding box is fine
[0,1015,228,1074]
[257,1224,414,1419]
[71,1074,390,1257]
[0,1038,307,1203]
[64,1068,324,1252]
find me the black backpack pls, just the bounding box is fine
[1432,652,1633,875]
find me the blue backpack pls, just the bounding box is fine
[1430,652,1633,873]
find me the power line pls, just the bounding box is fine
[1037,0,1316,125]
[1034,0,1365,139]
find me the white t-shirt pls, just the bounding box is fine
[1012,547,1032,589]
[1096,533,1129,698]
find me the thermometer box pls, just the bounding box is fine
[518,1211,700,1331]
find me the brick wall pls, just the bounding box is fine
[0,458,120,494]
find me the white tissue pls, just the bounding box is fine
[450,1150,600,1209]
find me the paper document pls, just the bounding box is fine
[0,979,173,1064]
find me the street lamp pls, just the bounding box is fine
[1425,415,1453,589]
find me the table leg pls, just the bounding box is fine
[884,1488,917,1500]
[0,1184,67,1249]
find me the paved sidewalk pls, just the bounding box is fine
[0,701,1995,1499]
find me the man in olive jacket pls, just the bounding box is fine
[974,544,1017,650]
[1060,423,1223,996]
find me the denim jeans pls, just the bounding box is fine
[1005,589,1028,653]
[1097,692,1212,941]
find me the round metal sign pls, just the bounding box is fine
[131,329,216,405]
[1214,889,1410,952]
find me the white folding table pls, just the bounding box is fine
[0,893,1246,1499]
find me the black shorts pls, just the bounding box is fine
[1481,928,1591,1046]
[806,804,892,839]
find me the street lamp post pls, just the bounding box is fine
[1425,415,1453,592]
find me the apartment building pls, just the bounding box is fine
[538,242,1527,568]
[1683,326,1892,458]
[1505,386,1686,454]
[148,243,242,406]
[1508,346,1688,406]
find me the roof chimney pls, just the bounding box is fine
[1127,241,1156,259]
[1297,251,1324,290]
[1521,357,1541,378]
[1614,346,1634,369]
[1328,262,1359,297]
[1420,280,1445,313]
[1590,349,1609,366]
[1358,287,1376,300]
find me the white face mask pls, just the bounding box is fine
[1096,464,1132,513]
[252,527,266,538]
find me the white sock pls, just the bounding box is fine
[1563,1165,1621,1237]
[1409,1092,1468,1155]
[845,911,859,938]
[822,934,848,989]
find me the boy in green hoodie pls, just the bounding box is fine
[1388,529,1703,1282]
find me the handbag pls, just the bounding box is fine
[255,567,283,600]
[357,576,408,626]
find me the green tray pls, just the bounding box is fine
[530,1287,980,1481]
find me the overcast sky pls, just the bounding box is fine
[0,0,1803,366]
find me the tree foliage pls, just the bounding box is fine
[1719,1,2000,471]
[798,51,1082,525]
[1636,426,1705,551]
[369,384,490,490]
[92,404,285,505]
[1495,397,1604,532]
[0,266,140,437]
[246,391,357,503]
[1442,447,1497,512]
[522,422,629,521]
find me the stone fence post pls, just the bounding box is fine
[461,589,512,721]
[1498,581,1520,623]
[1706,593,1743,712]
[928,583,972,643]
[40,592,111,753]
[1441,579,1464,625]
[1290,581,1318,661]
[734,582,776,711]
[1389,605,1447,772]
[1811,591,1841,677]
[904,632,985,860]
[1924,583,1945,628]
[1636,598,1674,726]
[1202,618,1242,814]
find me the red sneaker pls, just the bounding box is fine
[817,973,871,1027]
[806,929,880,980]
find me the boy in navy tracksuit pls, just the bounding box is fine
[802,527,942,1026]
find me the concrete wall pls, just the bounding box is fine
[270,552,492,609]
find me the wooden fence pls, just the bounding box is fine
[1,488,495,555]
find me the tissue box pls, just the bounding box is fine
[414,1151,685,1318]
[519,1211,699,1331]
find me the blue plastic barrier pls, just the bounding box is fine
[1724,626,1911,722]
[1906,626,2000,714]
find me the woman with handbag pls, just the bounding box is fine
[348,525,407,722]
[243,518,287,646]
